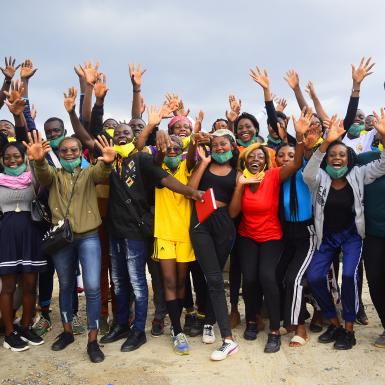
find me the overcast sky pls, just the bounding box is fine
[2,0,385,137]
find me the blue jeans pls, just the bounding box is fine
[110,238,148,332]
[52,232,101,330]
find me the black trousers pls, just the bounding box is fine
[183,261,207,314]
[238,235,284,331]
[229,236,242,307]
[363,235,385,329]
[190,207,235,338]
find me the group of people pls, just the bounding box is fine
[1,55,385,364]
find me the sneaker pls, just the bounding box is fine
[318,324,343,344]
[334,329,356,350]
[33,315,52,337]
[183,312,196,335]
[151,319,164,337]
[99,315,110,336]
[202,324,216,344]
[17,325,44,346]
[210,339,239,361]
[264,333,281,353]
[243,322,258,341]
[72,315,86,335]
[229,309,241,329]
[87,340,105,363]
[374,330,385,348]
[172,332,190,355]
[189,314,205,337]
[355,303,369,325]
[3,331,29,352]
[51,331,75,351]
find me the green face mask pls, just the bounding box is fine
[164,155,182,169]
[60,157,81,173]
[267,134,282,145]
[3,163,27,176]
[348,123,365,138]
[236,136,257,147]
[49,134,65,149]
[325,164,348,179]
[211,150,233,164]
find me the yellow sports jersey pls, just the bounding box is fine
[154,159,193,242]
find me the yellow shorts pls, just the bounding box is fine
[153,238,195,263]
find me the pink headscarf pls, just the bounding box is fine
[0,171,33,189]
[167,116,192,130]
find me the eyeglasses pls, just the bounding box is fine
[167,146,182,152]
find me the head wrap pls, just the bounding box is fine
[238,143,272,172]
[211,129,236,143]
[168,116,192,131]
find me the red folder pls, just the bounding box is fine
[195,188,217,224]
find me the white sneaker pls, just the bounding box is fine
[202,324,216,344]
[210,339,239,361]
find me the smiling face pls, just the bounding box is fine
[129,118,145,138]
[3,145,24,168]
[170,121,192,138]
[166,140,183,158]
[113,124,134,145]
[246,148,266,174]
[354,109,365,125]
[0,121,15,137]
[44,119,65,141]
[237,118,257,143]
[103,119,118,130]
[326,144,348,169]
[211,135,233,154]
[276,145,295,167]
[58,138,81,161]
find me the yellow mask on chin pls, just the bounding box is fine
[243,165,266,182]
[8,136,16,142]
[113,142,136,158]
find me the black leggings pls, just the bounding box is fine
[363,235,385,329]
[238,236,284,331]
[190,207,235,338]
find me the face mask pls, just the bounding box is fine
[105,128,115,138]
[60,157,81,173]
[243,163,266,181]
[181,136,190,150]
[113,142,135,158]
[50,134,65,149]
[3,163,27,176]
[267,134,282,145]
[325,165,348,179]
[211,150,233,164]
[348,123,365,138]
[164,155,182,169]
[236,136,257,147]
[7,136,16,143]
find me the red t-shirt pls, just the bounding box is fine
[238,167,282,243]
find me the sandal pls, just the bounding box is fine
[289,334,309,347]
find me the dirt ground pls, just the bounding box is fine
[1,277,385,385]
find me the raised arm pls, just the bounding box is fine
[226,95,241,132]
[74,64,87,120]
[305,81,330,121]
[129,63,146,119]
[136,105,163,152]
[188,145,211,190]
[3,89,28,142]
[20,59,38,132]
[0,56,20,109]
[284,69,309,111]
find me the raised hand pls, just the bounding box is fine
[147,105,162,127]
[156,130,172,154]
[3,79,24,103]
[165,93,180,112]
[197,145,211,164]
[249,66,270,89]
[352,57,375,85]
[94,73,109,100]
[31,103,37,120]
[23,130,51,161]
[140,95,146,116]
[237,174,261,185]
[174,99,190,117]
[305,81,317,100]
[79,60,100,86]
[95,135,116,164]
[194,110,204,132]
[128,63,146,89]
[373,108,385,137]
[63,87,77,113]
[292,107,313,136]
[276,97,287,112]
[20,59,38,79]
[324,115,345,143]
[226,109,239,123]
[0,56,20,81]
[4,95,26,116]
[193,132,211,146]
[229,95,241,113]
[284,69,300,90]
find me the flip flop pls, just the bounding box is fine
[289,335,309,347]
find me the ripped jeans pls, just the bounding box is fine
[51,232,101,330]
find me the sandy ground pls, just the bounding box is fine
[1,277,385,385]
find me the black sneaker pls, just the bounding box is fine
[100,324,131,344]
[120,329,146,352]
[264,333,281,353]
[3,331,29,352]
[334,329,356,350]
[87,340,105,363]
[51,331,75,351]
[189,315,204,337]
[183,312,195,335]
[355,303,369,325]
[17,325,44,346]
[243,322,258,341]
[318,324,343,344]
[151,319,164,337]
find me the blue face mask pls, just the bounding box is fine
[325,164,348,179]
[60,157,81,173]
[49,134,65,149]
[348,123,365,138]
[267,134,282,145]
[164,155,182,169]
[236,136,257,147]
[211,150,233,164]
[3,163,27,176]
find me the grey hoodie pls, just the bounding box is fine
[302,148,385,249]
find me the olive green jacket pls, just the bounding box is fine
[33,159,112,234]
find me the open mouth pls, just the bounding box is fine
[249,161,260,172]
[239,132,250,140]
[332,162,342,169]
[118,138,128,145]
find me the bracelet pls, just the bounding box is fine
[296,140,304,145]
[352,88,360,93]
[133,89,141,93]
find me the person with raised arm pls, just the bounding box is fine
[0,56,20,110]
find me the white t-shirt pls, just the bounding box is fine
[342,129,376,154]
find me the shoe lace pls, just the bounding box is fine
[204,325,213,336]
[34,317,49,329]
[176,333,187,344]
[218,341,231,352]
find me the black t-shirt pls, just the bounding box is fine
[107,152,168,239]
[324,183,355,233]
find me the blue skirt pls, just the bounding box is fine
[0,211,47,275]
